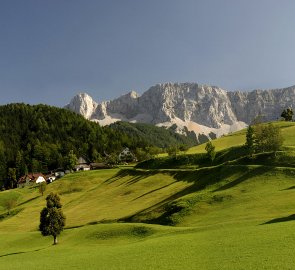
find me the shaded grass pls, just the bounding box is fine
[0,208,23,221]
[1,121,295,269]
[263,214,295,225]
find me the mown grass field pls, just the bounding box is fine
[1,121,295,269]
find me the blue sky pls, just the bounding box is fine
[1,0,295,106]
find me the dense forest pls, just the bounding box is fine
[0,104,197,188]
[109,121,198,148]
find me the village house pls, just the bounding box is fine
[118,147,137,163]
[18,173,46,188]
[46,175,56,183]
[74,157,91,171]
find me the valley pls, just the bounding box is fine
[1,121,295,269]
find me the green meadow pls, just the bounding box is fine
[1,121,295,269]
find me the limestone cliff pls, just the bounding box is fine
[65,83,295,141]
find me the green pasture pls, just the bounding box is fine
[1,121,295,269]
[187,121,295,154]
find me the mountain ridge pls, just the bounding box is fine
[65,82,295,141]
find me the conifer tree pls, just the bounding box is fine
[245,125,255,156]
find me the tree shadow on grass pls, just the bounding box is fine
[104,169,131,184]
[104,169,158,186]
[261,214,295,225]
[0,247,47,258]
[281,185,295,191]
[213,166,269,192]
[17,196,39,206]
[0,208,23,222]
[101,165,273,225]
[132,182,176,201]
[119,166,234,223]
[120,165,275,225]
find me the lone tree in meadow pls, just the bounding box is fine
[4,198,18,215]
[38,181,47,196]
[281,108,293,121]
[245,125,255,157]
[246,122,284,155]
[254,123,283,153]
[205,141,216,162]
[39,192,66,245]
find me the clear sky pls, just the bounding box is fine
[1,0,295,107]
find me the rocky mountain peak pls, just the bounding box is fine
[128,90,139,99]
[65,83,295,142]
[65,92,97,119]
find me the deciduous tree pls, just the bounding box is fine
[167,145,179,158]
[4,198,17,215]
[39,193,66,245]
[7,168,17,189]
[39,182,47,196]
[281,108,293,121]
[254,123,283,153]
[65,150,78,171]
[245,125,255,157]
[205,141,216,162]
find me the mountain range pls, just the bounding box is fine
[65,83,295,141]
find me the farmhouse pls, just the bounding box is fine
[118,147,137,162]
[18,173,46,188]
[74,157,91,171]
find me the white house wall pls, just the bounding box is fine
[36,176,46,184]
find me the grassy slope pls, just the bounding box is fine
[1,121,295,269]
[0,169,191,232]
[187,121,295,153]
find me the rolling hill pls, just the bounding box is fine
[0,121,295,269]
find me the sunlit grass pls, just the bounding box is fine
[1,121,295,269]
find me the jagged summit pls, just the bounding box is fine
[65,83,295,142]
[128,90,139,99]
[65,92,98,119]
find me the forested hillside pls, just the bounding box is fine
[109,121,198,148]
[0,104,197,188]
[0,104,121,187]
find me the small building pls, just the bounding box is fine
[74,157,91,171]
[54,169,65,178]
[18,173,46,188]
[118,147,137,163]
[46,175,56,183]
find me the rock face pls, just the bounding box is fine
[65,83,295,141]
[65,93,98,120]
